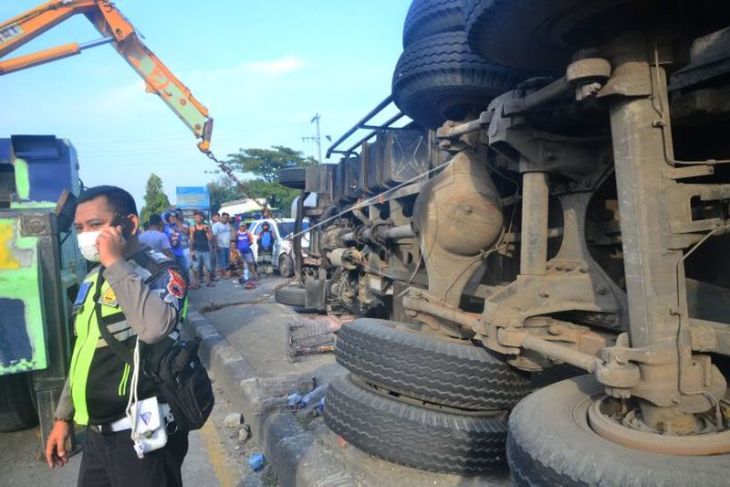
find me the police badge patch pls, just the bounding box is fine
[98,285,119,307]
[167,269,186,299]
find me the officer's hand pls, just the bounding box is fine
[98,225,126,268]
[45,420,71,468]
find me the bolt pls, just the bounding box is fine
[579,265,589,273]
[597,287,608,296]
[538,289,550,299]
[652,120,666,128]
[463,205,473,215]
[544,150,556,161]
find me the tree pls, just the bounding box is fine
[227,145,317,183]
[246,180,300,214]
[206,177,300,216]
[207,178,245,213]
[140,173,171,224]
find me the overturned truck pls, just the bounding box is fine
[278,0,730,483]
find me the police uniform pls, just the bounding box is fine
[54,248,189,487]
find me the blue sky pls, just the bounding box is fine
[1,0,411,207]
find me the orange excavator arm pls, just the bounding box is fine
[0,0,213,152]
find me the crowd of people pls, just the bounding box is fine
[139,210,267,290]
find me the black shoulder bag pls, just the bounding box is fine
[94,267,214,432]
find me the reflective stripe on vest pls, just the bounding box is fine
[68,271,132,425]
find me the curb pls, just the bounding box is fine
[183,310,356,487]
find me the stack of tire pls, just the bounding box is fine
[391,0,529,130]
[323,319,532,475]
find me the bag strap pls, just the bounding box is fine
[93,266,134,365]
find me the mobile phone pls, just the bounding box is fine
[112,214,134,237]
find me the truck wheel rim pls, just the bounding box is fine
[588,395,730,455]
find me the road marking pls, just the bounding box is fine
[199,418,238,487]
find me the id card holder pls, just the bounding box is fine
[130,396,168,458]
[130,397,162,434]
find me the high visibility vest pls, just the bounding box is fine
[67,253,185,425]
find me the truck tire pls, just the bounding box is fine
[392,31,522,129]
[277,254,294,278]
[507,375,730,486]
[278,167,307,190]
[336,318,531,410]
[0,374,38,432]
[403,0,465,48]
[324,374,509,475]
[464,0,729,73]
[275,284,306,307]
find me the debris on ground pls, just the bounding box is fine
[287,315,346,359]
[224,412,244,428]
[248,453,266,472]
[254,375,316,415]
[239,425,252,443]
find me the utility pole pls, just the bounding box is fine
[302,113,322,163]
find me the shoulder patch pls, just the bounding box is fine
[166,269,187,299]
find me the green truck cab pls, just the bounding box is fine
[0,135,85,449]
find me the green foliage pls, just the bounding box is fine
[139,173,171,224]
[246,180,300,213]
[206,177,300,215]
[206,145,317,216]
[227,145,317,183]
[206,178,243,213]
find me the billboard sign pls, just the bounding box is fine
[176,186,210,210]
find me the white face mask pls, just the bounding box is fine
[77,230,102,262]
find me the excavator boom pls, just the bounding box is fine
[0,0,213,152]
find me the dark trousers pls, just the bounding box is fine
[78,428,189,487]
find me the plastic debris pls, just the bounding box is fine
[301,385,328,407]
[248,452,266,472]
[287,392,303,408]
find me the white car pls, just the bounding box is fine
[248,218,310,277]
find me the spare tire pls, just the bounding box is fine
[507,375,730,486]
[278,167,307,190]
[275,284,306,307]
[392,31,523,129]
[336,318,531,410]
[464,0,730,73]
[324,374,509,475]
[403,0,465,48]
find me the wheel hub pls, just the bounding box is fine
[588,395,730,455]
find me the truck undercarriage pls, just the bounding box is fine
[280,1,730,481]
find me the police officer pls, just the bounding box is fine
[45,186,189,486]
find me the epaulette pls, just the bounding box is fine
[130,249,177,282]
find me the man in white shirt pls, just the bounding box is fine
[212,212,232,277]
